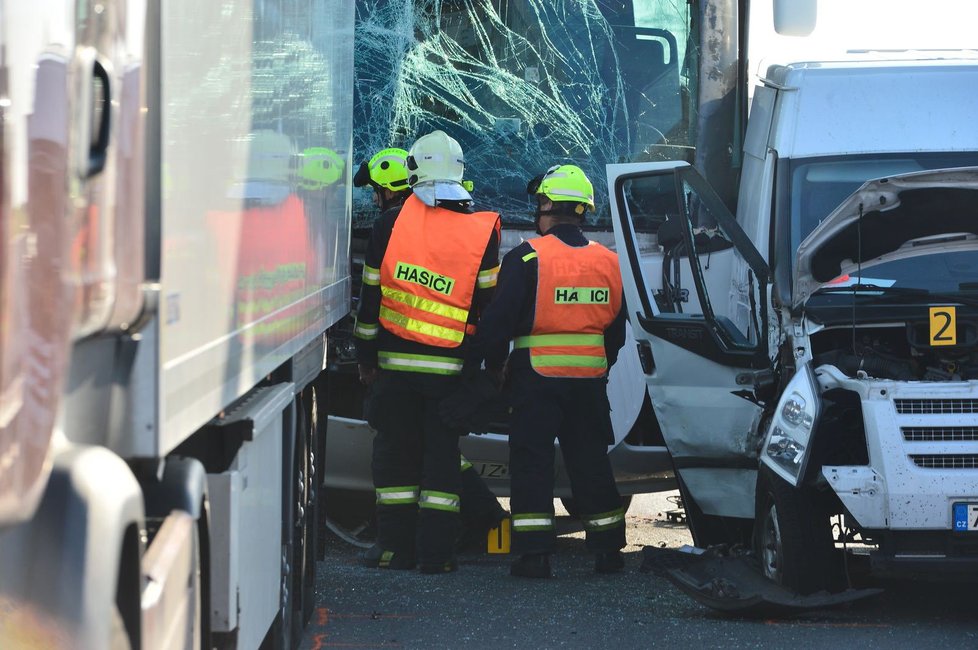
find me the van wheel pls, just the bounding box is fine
[754,465,837,594]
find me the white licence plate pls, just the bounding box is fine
[953,503,978,531]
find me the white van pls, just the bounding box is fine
[609,57,978,593]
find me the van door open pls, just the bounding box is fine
[607,162,773,526]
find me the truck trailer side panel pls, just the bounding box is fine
[155,0,353,456]
[2,0,355,647]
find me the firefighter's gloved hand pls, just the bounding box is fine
[439,368,504,433]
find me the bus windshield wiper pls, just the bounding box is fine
[814,284,978,307]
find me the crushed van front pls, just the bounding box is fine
[816,365,978,577]
[784,166,978,578]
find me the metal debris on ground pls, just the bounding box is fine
[640,545,883,618]
[664,494,686,524]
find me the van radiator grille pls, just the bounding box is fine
[902,427,978,442]
[895,399,978,415]
[910,455,978,469]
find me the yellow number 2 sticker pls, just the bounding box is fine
[929,306,957,346]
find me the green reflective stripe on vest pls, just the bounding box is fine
[381,286,469,323]
[513,333,605,349]
[378,351,464,375]
[354,320,378,340]
[460,456,473,472]
[531,355,607,369]
[522,251,538,262]
[582,507,625,531]
[376,485,420,505]
[476,265,499,289]
[362,264,381,286]
[419,490,460,513]
[379,306,465,345]
[512,513,555,531]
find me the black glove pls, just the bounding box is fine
[439,369,505,433]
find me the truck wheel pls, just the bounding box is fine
[261,410,299,650]
[754,465,836,594]
[298,386,318,626]
[314,375,329,560]
[291,390,312,636]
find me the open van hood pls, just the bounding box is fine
[794,167,978,307]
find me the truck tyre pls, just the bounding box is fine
[314,375,330,561]
[297,386,318,626]
[754,465,836,595]
[262,410,299,650]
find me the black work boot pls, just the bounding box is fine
[510,553,551,579]
[360,544,416,570]
[594,550,625,574]
[418,557,459,574]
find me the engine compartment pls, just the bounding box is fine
[810,322,978,381]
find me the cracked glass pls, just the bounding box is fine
[353,0,699,228]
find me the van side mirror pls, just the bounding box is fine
[773,0,816,36]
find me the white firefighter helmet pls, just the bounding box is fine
[407,130,471,206]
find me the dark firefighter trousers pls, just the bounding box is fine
[368,370,463,565]
[507,368,626,555]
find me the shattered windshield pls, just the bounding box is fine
[353,0,699,229]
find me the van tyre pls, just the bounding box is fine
[754,465,837,595]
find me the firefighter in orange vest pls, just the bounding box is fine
[466,164,627,578]
[352,132,501,573]
[353,146,506,557]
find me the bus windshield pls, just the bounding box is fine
[353,0,699,229]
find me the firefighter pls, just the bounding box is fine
[353,147,507,560]
[465,164,627,578]
[352,132,502,573]
[352,147,413,211]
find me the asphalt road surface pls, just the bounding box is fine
[302,492,976,649]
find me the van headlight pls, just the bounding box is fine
[761,364,820,486]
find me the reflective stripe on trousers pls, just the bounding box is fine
[419,490,460,513]
[582,507,625,532]
[512,513,555,532]
[377,351,463,375]
[375,485,420,505]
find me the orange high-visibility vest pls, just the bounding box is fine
[515,234,622,377]
[379,195,500,348]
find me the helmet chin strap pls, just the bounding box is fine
[534,206,549,235]
[375,188,407,213]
